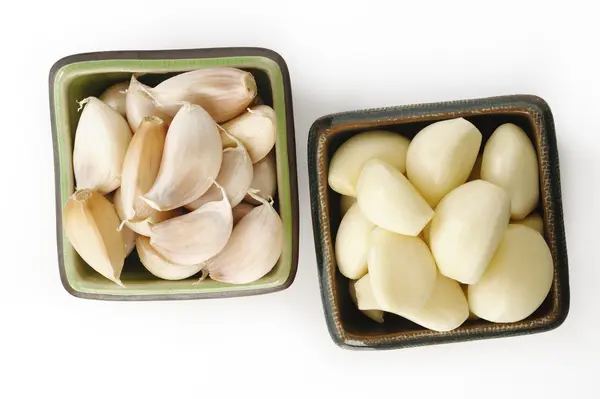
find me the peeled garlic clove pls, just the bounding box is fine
[368,228,437,312]
[120,116,167,223]
[468,154,483,181]
[142,103,222,211]
[357,159,433,236]
[150,67,257,122]
[244,151,277,205]
[350,275,384,323]
[339,195,356,217]
[481,123,540,220]
[208,195,283,284]
[125,75,172,131]
[221,105,276,163]
[73,97,132,194]
[406,117,482,207]
[396,273,469,332]
[334,203,375,280]
[137,236,205,280]
[149,184,232,265]
[62,189,126,286]
[328,130,410,196]
[468,224,554,323]
[429,179,510,284]
[513,212,544,235]
[99,81,128,116]
[232,202,254,225]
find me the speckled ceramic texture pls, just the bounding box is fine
[49,47,299,301]
[308,95,569,350]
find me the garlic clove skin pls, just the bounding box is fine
[62,189,126,286]
[142,103,222,211]
[120,116,167,223]
[406,117,482,207]
[136,236,205,280]
[149,184,232,265]
[150,67,257,123]
[350,275,384,323]
[232,202,255,225]
[481,123,540,220]
[125,75,172,131]
[368,228,437,312]
[513,212,544,235]
[328,130,410,197]
[334,203,375,280]
[244,151,277,205]
[221,105,276,163]
[468,224,554,323]
[339,195,356,217]
[99,81,128,116]
[208,194,283,284]
[73,97,132,194]
[357,159,433,236]
[429,179,511,285]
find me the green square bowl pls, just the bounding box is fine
[49,47,299,300]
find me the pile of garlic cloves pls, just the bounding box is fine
[63,67,283,286]
[331,118,553,331]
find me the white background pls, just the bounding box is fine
[1,1,598,398]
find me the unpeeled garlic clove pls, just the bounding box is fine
[99,81,128,116]
[328,130,410,197]
[350,275,384,323]
[123,224,137,257]
[513,212,544,235]
[357,159,433,236]
[120,116,167,223]
[334,203,375,280]
[232,202,255,225]
[221,105,276,163]
[149,184,232,265]
[339,195,356,217]
[207,194,283,284]
[406,117,482,207]
[73,97,132,194]
[142,103,222,211]
[244,151,277,205]
[136,236,206,280]
[149,67,257,122]
[62,189,126,286]
[125,75,172,131]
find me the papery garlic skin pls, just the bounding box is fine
[63,189,126,286]
[232,203,254,225]
[469,224,554,323]
[73,97,132,194]
[350,275,384,323]
[328,130,410,197]
[221,105,276,163]
[357,159,433,236]
[335,203,375,280]
[481,123,540,220]
[99,81,128,116]
[245,152,277,205]
[406,117,482,207]
[125,75,172,131]
[429,179,511,285]
[143,103,222,211]
[513,212,544,235]
[122,224,137,257]
[137,236,205,281]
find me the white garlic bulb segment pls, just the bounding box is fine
[350,275,384,323]
[125,75,172,131]
[137,236,206,281]
[513,212,544,235]
[99,81,128,116]
[221,105,277,163]
[245,151,277,205]
[334,203,375,280]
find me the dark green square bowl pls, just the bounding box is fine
[307,95,569,350]
[49,47,299,300]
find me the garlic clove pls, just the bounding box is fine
[149,183,232,265]
[73,97,132,194]
[123,224,137,257]
[221,105,276,163]
[328,130,410,197]
[481,123,540,220]
[357,159,433,236]
[136,236,205,280]
[120,116,167,223]
[368,228,437,312]
[429,179,511,284]
[334,203,375,280]
[244,151,277,205]
[99,81,128,116]
[62,189,126,286]
[339,195,356,217]
[125,75,172,131]
[350,275,384,323]
[513,212,544,235]
[468,224,554,323]
[142,103,222,211]
[207,194,283,284]
[406,117,482,207]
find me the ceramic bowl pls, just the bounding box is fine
[49,47,299,300]
[307,95,569,350]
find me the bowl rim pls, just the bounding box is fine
[49,47,299,301]
[307,94,570,350]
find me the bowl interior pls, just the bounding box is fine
[52,55,295,297]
